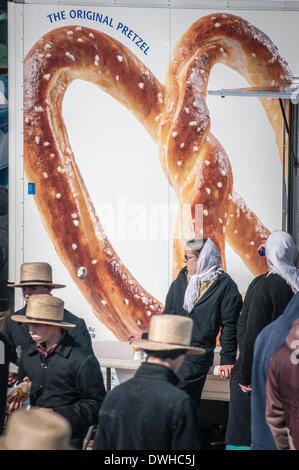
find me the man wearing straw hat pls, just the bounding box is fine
[3,262,92,365]
[94,314,203,450]
[8,294,106,450]
[0,407,72,450]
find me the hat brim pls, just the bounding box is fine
[7,282,66,289]
[133,339,205,355]
[0,309,11,320]
[0,437,73,451]
[11,314,76,328]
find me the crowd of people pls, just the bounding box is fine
[0,230,298,451]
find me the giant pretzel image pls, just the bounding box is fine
[24,14,292,340]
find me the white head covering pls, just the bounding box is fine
[266,231,299,294]
[183,238,224,313]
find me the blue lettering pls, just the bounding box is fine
[127,29,134,39]
[47,11,66,23]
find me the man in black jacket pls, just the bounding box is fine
[9,294,106,449]
[3,262,92,365]
[94,314,203,450]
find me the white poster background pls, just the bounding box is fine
[21,5,298,341]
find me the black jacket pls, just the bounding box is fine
[164,268,242,365]
[94,362,201,450]
[18,332,106,445]
[235,273,293,386]
[3,306,93,364]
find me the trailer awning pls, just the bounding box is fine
[208,84,299,99]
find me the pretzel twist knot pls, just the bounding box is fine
[24,14,291,339]
[159,13,291,277]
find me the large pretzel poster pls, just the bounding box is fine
[21,4,298,342]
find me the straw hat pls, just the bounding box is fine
[7,262,65,289]
[133,314,205,355]
[0,408,71,450]
[11,294,75,328]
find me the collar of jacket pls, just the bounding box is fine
[180,266,226,296]
[27,331,74,358]
[134,361,180,386]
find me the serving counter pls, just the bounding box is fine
[92,341,230,402]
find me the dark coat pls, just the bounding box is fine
[164,268,242,364]
[236,273,293,386]
[265,319,299,450]
[18,332,106,447]
[251,292,299,450]
[94,362,201,450]
[0,332,10,434]
[3,305,93,364]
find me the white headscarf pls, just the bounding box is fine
[266,231,299,294]
[183,238,224,313]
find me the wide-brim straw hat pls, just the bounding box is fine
[133,314,205,355]
[0,407,72,450]
[11,294,75,328]
[7,262,65,289]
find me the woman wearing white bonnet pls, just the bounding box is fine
[162,237,242,405]
[129,237,242,405]
[225,230,297,450]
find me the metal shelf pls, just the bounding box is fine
[208,85,299,99]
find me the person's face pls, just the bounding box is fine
[29,323,60,344]
[22,286,53,303]
[184,249,199,275]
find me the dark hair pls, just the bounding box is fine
[187,237,208,258]
[142,349,187,360]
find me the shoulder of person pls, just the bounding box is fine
[4,306,26,325]
[63,308,85,325]
[219,272,240,292]
[256,272,292,293]
[175,267,188,281]
[248,273,267,290]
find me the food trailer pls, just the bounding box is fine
[7,1,299,434]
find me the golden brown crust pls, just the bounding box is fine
[159,13,291,277]
[24,15,291,339]
[24,26,164,340]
